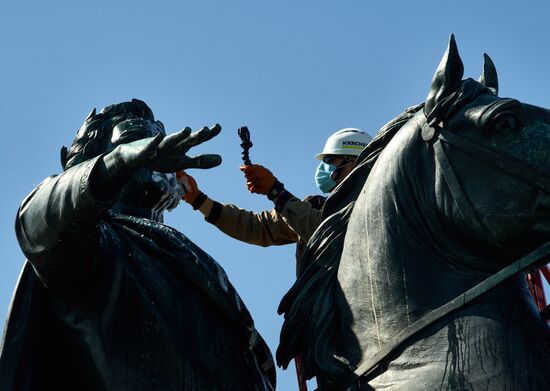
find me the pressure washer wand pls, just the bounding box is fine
[237,126,253,165]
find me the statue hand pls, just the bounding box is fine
[114,124,222,172]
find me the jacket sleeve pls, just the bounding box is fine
[15,157,111,286]
[210,203,300,247]
[276,195,323,244]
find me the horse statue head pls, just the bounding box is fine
[277,35,550,390]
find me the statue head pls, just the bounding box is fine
[62,99,162,169]
[61,99,185,222]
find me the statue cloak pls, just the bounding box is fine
[0,157,275,390]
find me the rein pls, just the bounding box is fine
[335,116,550,390]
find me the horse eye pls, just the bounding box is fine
[491,113,519,133]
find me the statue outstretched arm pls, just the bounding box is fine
[94,125,222,201]
[16,126,222,266]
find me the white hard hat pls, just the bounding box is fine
[315,128,372,160]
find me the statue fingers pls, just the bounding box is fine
[133,133,164,165]
[180,154,222,169]
[177,124,222,149]
[158,127,192,149]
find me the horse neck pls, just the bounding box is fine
[335,116,540,372]
[366,121,445,262]
[350,119,500,315]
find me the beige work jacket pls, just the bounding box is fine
[211,196,323,274]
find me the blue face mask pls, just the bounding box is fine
[315,162,337,193]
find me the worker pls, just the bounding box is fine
[179,128,372,274]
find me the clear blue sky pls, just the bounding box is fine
[2,1,550,389]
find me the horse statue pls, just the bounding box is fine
[277,35,550,390]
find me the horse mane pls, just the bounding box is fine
[323,102,425,219]
[276,103,424,384]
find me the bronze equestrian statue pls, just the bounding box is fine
[278,36,550,390]
[0,99,275,390]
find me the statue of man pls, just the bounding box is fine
[0,99,275,390]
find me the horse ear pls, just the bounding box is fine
[60,146,68,170]
[478,53,498,95]
[425,34,464,120]
[85,108,96,121]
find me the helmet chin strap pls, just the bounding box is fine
[332,161,354,184]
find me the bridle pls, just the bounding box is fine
[435,126,550,194]
[425,101,550,255]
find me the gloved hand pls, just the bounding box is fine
[240,164,276,195]
[176,171,201,204]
